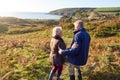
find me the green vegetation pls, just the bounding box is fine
[0,11,120,80]
[49,7,120,15]
[86,17,120,37]
[0,23,9,33]
[50,8,94,15]
[94,7,120,12]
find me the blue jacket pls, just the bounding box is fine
[61,28,91,66]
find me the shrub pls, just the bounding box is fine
[88,17,120,38]
[0,24,9,33]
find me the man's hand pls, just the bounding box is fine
[58,49,63,55]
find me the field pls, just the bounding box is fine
[94,7,120,12]
[0,16,120,80]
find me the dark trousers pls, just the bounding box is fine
[48,64,63,80]
[52,64,63,76]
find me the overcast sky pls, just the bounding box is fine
[0,0,120,12]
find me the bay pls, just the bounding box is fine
[0,12,62,19]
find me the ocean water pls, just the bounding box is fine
[0,12,62,19]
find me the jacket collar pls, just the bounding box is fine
[74,28,86,35]
[53,35,64,42]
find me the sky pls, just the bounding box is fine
[0,0,120,12]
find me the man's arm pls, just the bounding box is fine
[59,33,81,56]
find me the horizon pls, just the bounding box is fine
[0,7,119,17]
[0,7,120,13]
[0,0,120,12]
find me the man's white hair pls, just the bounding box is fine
[74,20,84,28]
[52,26,62,37]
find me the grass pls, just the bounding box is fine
[94,7,120,12]
[0,17,120,80]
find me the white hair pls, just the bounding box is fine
[52,26,62,37]
[74,20,84,28]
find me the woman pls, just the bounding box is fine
[48,26,66,80]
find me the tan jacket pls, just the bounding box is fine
[50,36,66,65]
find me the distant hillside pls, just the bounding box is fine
[49,7,120,15]
[0,17,58,26]
[49,8,95,15]
[94,7,120,12]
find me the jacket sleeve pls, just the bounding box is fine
[58,40,66,50]
[61,33,82,56]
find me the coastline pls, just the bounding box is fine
[0,12,62,20]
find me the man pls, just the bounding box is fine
[59,20,91,80]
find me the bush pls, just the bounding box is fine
[7,26,44,34]
[0,24,9,33]
[88,17,120,38]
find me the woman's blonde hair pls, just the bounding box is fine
[52,26,62,37]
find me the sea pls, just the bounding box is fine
[0,12,62,20]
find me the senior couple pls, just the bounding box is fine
[48,20,91,80]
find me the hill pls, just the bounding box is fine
[49,8,95,15]
[49,7,120,15]
[94,7,120,12]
